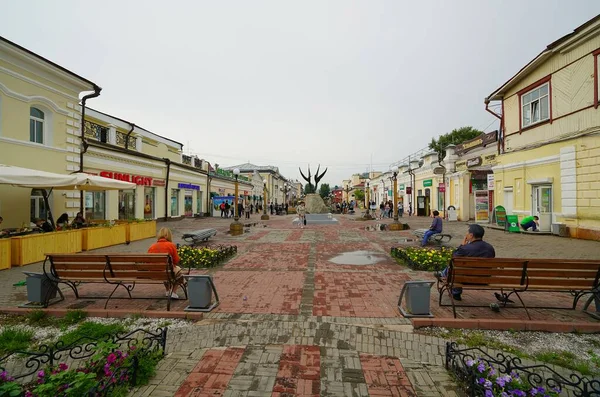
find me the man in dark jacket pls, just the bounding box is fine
[434,224,495,301]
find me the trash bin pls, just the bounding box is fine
[183,275,220,312]
[23,272,57,304]
[397,281,435,318]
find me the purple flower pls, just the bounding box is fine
[512,390,526,397]
[501,393,509,397]
[485,390,493,397]
[478,377,486,385]
[477,362,486,373]
[489,367,496,376]
[25,392,33,397]
[484,380,492,389]
[37,370,45,378]
[497,377,507,387]
[466,359,475,367]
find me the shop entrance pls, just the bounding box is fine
[184,190,193,217]
[416,196,429,216]
[532,185,552,232]
[118,190,135,220]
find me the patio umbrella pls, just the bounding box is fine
[0,164,136,227]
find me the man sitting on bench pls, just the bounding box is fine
[434,224,496,301]
[421,211,443,246]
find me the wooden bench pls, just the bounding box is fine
[44,253,186,311]
[436,257,600,319]
[413,228,452,245]
[182,229,217,246]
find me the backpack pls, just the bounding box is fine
[220,203,225,210]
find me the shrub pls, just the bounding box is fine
[0,328,34,355]
[392,247,454,271]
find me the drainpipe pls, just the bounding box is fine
[485,98,503,155]
[163,158,171,221]
[206,161,212,217]
[78,85,102,212]
[408,167,414,215]
[125,123,135,150]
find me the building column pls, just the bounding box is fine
[106,190,119,220]
[135,185,144,220]
[560,146,577,218]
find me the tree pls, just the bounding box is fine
[429,126,484,159]
[319,183,331,199]
[304,183,315,194]
[353,189,364,202]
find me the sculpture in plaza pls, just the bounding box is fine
[299,164,328,192]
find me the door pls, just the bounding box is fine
[503,189,514,215]
[533,185,552,232]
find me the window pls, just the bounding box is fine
[85,192,106,220]
[118,190,135,220]
[30,107,44,144]
[144,187,155,219]
[171,189,180,216]
[594,49,600,109]
[521,83,549,128]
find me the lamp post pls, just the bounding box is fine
[261,179,270,220]
[364,180,372,219]
[229,168,243,235]
[389,166,403,230]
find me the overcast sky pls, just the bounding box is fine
[1,1,598,186]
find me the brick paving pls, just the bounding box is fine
[1,214,599,396]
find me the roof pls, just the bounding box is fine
[486,14,600,101]
[223,163,280,173]
[0,35,99,90]
[86,107,183,148]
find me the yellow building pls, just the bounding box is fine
[486,15,600,238]
[0,36,100,228]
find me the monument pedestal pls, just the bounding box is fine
[229,220,244,236]
[261,214,270,220]
[389,222,403,231]
[305,193,329,214]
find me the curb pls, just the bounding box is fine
[0,307,203,321]
[411,318,600,333]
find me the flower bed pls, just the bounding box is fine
[177,244,237,269]
[445,342,598,397]
[391,246,454,271]
[0,327,166,396]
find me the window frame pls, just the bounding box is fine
[594,48,600,109]
[517,75,552,132]
[30,107,45,144]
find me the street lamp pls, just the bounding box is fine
[229,168,243,235]
[389,166,403,230]
[261,179,270,220]
[281,183,292,205]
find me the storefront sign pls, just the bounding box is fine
[152,179,165,187]
[100,171,152,186]
[454,131,498,155]
[218,188,225,193]
[466,157,482,168]
[423,179,433,187]
[406,187,412,194]
[399,184,405,190]
[178,183,200,190]
[494,205,506,227]
[214,168,250,182]
[487,174,495,190]
[438,183,445,193]
[474,190,489,222]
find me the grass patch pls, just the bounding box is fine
[436,329,526,358]
[59,310,87,326]
[534,350,597,376]
[0,327,34,354]
[27,310,51,326]
[57,321,126,347]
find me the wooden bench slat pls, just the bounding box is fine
[107,254,170,263]
[526,278,596,288]
[109,264,168,271]
[526,269,599,278]
[453,262,525,269]
[55,270,106,279]
[47,255,107,263]
[453,276,525,285]
[526,262,600,270]
[53,264,107,271]
[453,268,524,277]
[106,271,169,279]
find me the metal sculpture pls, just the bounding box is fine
[299,164,328,192]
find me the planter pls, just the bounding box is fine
[127,220,157,242]
[11,230,83,266]
[0,239,10,270]
[82,224,128,251]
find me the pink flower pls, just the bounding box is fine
[106,353,117,364]
[37,370,45,378]
[58,363,68,371]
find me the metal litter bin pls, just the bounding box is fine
[397,281,435,317]
[23,272,57,304]
[183,275,220,312]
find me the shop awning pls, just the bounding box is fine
[0,164,135,191]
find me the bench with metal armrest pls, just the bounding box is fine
[413,228,452,244]
[181,229,218,246]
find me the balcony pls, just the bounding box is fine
[83,121,108,143]
[116,131,136,150]
[182,155,192,165]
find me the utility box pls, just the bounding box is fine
[447,206,457,221]
[551,223,568,237]
[397,281,435,318]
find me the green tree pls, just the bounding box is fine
[353,189,364,202]
[319,183,331,199]
[429,126,484,159]
[304,183,315,194]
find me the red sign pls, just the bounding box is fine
[406,187,412,194]
[244,191,249,195]
[100,171,152,186]
[439,186,446,193]
[153,179,166,187]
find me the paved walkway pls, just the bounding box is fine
[1,213,599,396]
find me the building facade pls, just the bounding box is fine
[486,15,600,237]
[0,36,99,228]
[224,163,288,205]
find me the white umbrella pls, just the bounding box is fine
[65,172,136,191]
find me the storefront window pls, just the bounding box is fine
[30,189,49,221]
[184,190,193,217]
[144,187,155,219]
[85,191,106,220]
[196,192,203,214]
[171,189,179,216]
[437,188,444,211]
[118,190,136,220]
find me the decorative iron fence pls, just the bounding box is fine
[445,342,600,397]
[116,131,136,149]
[182,155,192,165]
[84,121,108,142]
[0,327,167,396]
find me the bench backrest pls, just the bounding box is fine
[46,253,173,281]
[450,258,526,287]
[449,257,600,289]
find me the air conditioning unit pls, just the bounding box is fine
[551,223,568,237]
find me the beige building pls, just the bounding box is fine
[485,15,600,238]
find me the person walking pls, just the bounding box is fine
[296,202,306,229]
[245,202,251,219]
